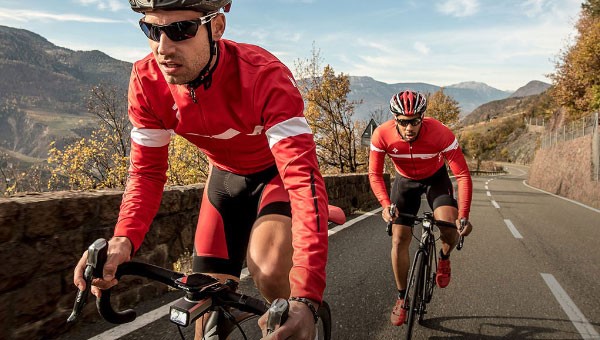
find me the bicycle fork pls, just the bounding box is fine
[404,234,435,315]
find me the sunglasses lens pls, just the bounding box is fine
[164,21,199,41]
[139,21,155,41]
[397,118,421,127]
[139,20,199,42]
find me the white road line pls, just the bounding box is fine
[89,208,383,340]
[328,207,381,236]
[541,273,600,339]
[485,185,489,190]
[486,191,491,197]
[523,180,600,214]
[88,303,175,340]
[491,200,500,208]
[503,219,523,239]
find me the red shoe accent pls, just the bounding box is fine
[390,298,407,326]
[436,258,451,288]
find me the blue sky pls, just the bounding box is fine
[0,0,583,91]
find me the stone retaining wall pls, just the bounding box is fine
[528,134,600,209]
[0,173,388,340]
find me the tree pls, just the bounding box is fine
[167,135,209,185]
[295,45,367,174]
[48,84,210,191]
[582,0,600,17]
[426,88,461,126]
[549,0,600,120]
[48,85,131,190]
[369,106,389,125]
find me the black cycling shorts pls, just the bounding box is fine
[192,165,291,277]
[391,165,457,226]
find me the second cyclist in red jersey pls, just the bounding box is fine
[368,90,473,326]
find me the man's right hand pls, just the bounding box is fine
[73,236,132,297]
[382,204,397,223]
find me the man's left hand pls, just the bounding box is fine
[258,298,318,339]
[456,219,473,237]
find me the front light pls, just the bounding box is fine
[170,308,188,326]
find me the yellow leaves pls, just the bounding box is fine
[427,88,461,127]
[550,7,600,120]
[166,135,208,186]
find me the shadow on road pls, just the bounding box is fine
[419,315,597,339]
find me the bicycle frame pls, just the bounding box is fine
[394,211,461,340]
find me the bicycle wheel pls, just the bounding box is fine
[419,252,433,324]
[222,310,262,340]
[316,301,332,340]
[405,250,425,340]
[422,239,436,307]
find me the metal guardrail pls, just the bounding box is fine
[470,170,507,176]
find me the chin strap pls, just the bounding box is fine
[186,23,219,103]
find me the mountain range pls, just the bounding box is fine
[0,24,550,161]
[347,77,514,121]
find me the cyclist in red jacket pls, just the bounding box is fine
[368,90,473,326]
[73,1,328,339]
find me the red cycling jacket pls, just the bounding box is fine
[368,117,472,219]
[113,39,329,303]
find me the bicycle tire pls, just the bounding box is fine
[405,250,425,340]
[423,239,436,304]
[317,301,332,340]
[226,313,262,340]
[419,251,433,324]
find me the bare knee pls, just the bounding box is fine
[251,261,290,302]
[391,226,412,249]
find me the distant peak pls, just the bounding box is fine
[448,81,491,89]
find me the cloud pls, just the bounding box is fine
[436,0,480,17]
[521,0,545,17]
[414,42,430,55]
[74,0,126,12]
[0,8,122,23]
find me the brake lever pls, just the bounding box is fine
[386,204,396,236]
[67,238,108,322]
[266,298,289,334]
[456,219,466,251]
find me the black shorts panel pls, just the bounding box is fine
[193,165,291,277]
[391,166,457,225]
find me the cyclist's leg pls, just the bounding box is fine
[390,174,423,291]
[192,166,270,339]
[246,174,293,302]
[389,174,424,325]
[425,166,460,255]
[425,166,459,288]
[247,214,292,301]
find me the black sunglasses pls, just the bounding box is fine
[396,117,422,127]
[139,12,218,42]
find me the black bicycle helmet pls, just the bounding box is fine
[390,90,427,116]
[129,0,232,13]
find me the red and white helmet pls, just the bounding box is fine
[129,0,232,13]
[389,90,427,116]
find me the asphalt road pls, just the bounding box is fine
[60,164,600,339]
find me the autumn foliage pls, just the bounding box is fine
[550,0,600,121]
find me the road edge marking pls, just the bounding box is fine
[522,180,600,214]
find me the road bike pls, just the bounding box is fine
[67,237,333,340]
[387,205,465,340]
